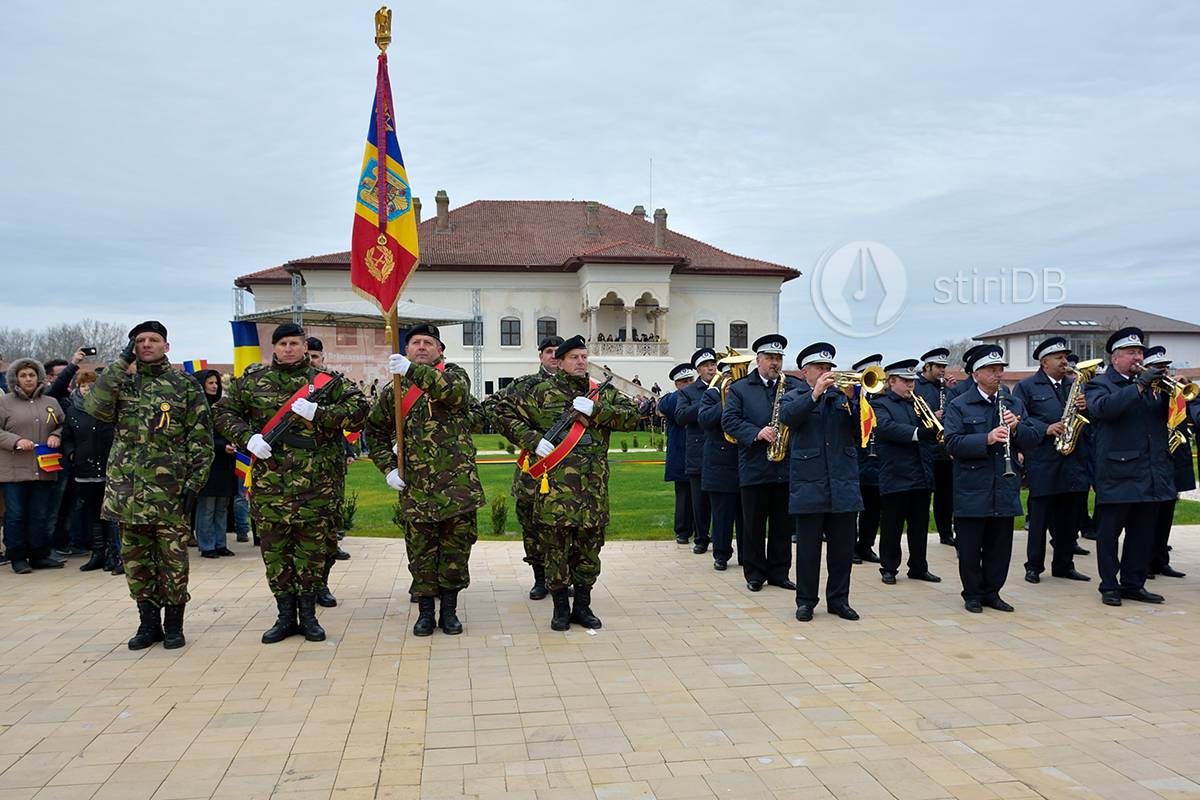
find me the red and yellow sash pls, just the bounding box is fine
[519,379,597,494]
[398,361,446,420]
[247,373,337,486]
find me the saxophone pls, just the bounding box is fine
[766,373,790,462]
[1055,359,1102,455]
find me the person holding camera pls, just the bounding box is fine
[62,371,121,573]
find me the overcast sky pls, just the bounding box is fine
[3,1,1198,362]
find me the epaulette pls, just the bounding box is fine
[242,363,266,375]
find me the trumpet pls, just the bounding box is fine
[912,393,944,443]
[1132,363,1200,402]
[829,365,886,397]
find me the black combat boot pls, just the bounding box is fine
[439,590,463,635]
[413,596,436,636]
[296,595,326,642]
[128,601,164,650]
[529,564,548,600]
[163,604,186,649]
[262,595,298,644]
[550,588,571,631]
[79,524,107,572]
[569,586,602,629]
[316,559,337,607]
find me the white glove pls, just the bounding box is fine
[572,396,595,416]
[535,438,555,458]
[385,468,406,491]
[392,442,398,455]
[388,353,411,375]
[246,433,272,459]
[290,397,318,421]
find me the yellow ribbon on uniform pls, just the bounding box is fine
[154,402,171,431]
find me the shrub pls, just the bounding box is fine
[632,434,640,448]
[504,441,515,454]
[490,494,509,536]
[620,439,629,452]
[341,491,359,531]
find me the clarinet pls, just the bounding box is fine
[996,387,1016,478]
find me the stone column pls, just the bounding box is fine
[587,307,597,341]
[625,306,634,341]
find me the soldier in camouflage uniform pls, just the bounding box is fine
[489,335,639,631]
[365,323,484,636]
[485,334,562,600]
[85,321,213,651]
[213,323,369,644]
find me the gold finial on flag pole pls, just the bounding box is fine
[375,7,392,53]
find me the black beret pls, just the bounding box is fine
[555,335,587,360]
[538,335,565,352]
[271,322,305,344]
[128,320,168,340]
[406,323,443,346]
[305,336,324,352]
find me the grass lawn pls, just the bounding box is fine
[344,454,1200,540]
[470,432,664,453]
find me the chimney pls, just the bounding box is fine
[653,207,667,249]
[631,204,646,219]
[435,189,450,232]
[412,196,422,225]
[585,200,600,238]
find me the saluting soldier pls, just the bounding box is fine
[851,353,883,564]
[872,359,942,586]
[722,334,799,593]
[214,323,370,644]
[1084,327,1177,606]
[698,354,748,571]
[674,348,718,554]
[1011,336,1092,584]
[943,346,1038,613]
[779,343,863,621]
[486,334,563,599]
[489,335,639,630]
[658,363,697,546]
[86,321,213,650]
[365,323,484,635]
[915,347,957,546]
[1145,347,1193,580]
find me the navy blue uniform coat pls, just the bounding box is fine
[871,390,933,495]
[1083,366,1175,504]
[944,386,1039,517]
[1011,370,1091,497]
[777,381,864,515]
[658,390,689,483]
[674,378,710,476]
[722,373,801,487]
[697,384,740,493]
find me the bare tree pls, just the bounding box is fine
[0,327,38,364]
[938,337,980,367]
[0,319,127,363]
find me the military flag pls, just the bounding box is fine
[231,321,261,378]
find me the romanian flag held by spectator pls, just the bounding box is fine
[35,444,62,473]
[231,321,262,378]
[234,450,252,490]
[344,430,362,445]
[182,359,208,374]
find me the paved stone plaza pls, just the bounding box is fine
[1,529,1199,800]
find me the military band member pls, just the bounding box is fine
[365,323,484,635]
[1011,336,1092,584]
[214,323,368,643]
[1142,346,1191,580]
[1067,352,1099,542]
[697,354,747,571]
[779,343,862,621]
[945,345,988,402]
[86,321,213,650]
[722,334,799,592]
[674,348,718,554]
[486,335,563,599]
[915,347,957,545]
[658,363,697,546]
[943,346,1038,613]
[1084,327,1176,606]
[851,353,883,564]
[489,335,639,630]
[872,359,942,586]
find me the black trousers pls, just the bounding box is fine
[672,480,694,541]
[688,474,711,545]
[878,489,931,576]
[1151,499,1178,572]
[932,460,954,539]
[709,490,742,564]
[1095,501,1160,594]
[1025,492,1084,575]
[856,485,880,553]
[955,516,1014,602]
[794,511,856,609]
[739,483,792,584]
[1078,491,1096,536]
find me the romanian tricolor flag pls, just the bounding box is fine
[1168,386,1188,429]
[858,388,877,448]
[35,444,63,473]
[234,450,252,491]
[231,321,262,378]
[182,359,208,375]
[344,430,362,445]
[350,34,419,313]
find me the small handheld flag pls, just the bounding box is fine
[234,451,252,490]
[231,321,262,378]
[858,387,877,448]
[1168,385,1188,429]
[344,430,362,445]
[35,444,63,473]
[182,359,208,375]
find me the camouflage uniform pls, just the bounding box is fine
[485,366,554,567]
[365,360,484,597]
[85,355,213,606]
[489,370,639,591]
[212,357,369,595]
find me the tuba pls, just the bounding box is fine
[766,370,790,462]
[1055,358,1102,455]
[713,349,755,444]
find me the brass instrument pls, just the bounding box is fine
[1054,358,1102,455]
[711,348,755,443]
[1131,363,1200,404]
[912,393,944,443]
[829,365,887,397]
[766,370,790,462]
[1169,428,1188,454]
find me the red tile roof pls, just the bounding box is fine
[236,200,799,289]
